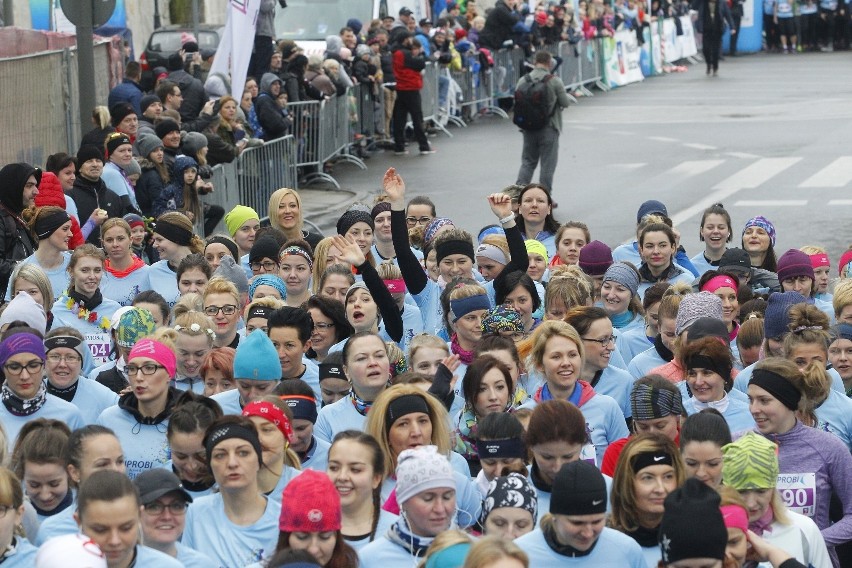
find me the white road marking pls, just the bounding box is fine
[683,143,717,150]
[799,157,852,188]
[733,200,808,206]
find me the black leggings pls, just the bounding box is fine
[704,32,721,71]
[392,90,430,153]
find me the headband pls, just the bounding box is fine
[279,245,313,268]
[475,437,526,459]
[247,305,273,320]
[632,451,674,473]
[281,394,318,424]
[450,294,491,322]
[720,505,749,534]
[684,353,731,381]
[742,216,776,247]
[35,210,71,240]
[424,544,470,568]
[701,275,738,294]
[810,253,830,269]
[383,279,406,294]
[43,335,86,360]
[603,262,640,297]
[242,401,294,444]
[128,338,176,378]
[318,362,346,382]
[631,382,684,420]
[371,201,391,219]
[435,239,475,264]
[154,219,194,247]
[749,368,801,411]
[206,235,239,260]
[475,243,508,265]
[204,423,263,465]
[386,394,430,426]
[0,333,46,367]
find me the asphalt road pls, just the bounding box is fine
[331,52,852,263]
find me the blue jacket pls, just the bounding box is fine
[108,78,143,115]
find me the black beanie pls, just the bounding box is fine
[140,94,161,114]
[659,478,727,565]
[686,317,730,344]
[76,145,104,168]
[110,102,137,127]
[249,237,281,265]
[336,208,374,236]
[550,461,607,516]
[105,133,132,159]
[155,119,181,140]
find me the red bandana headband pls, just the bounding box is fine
[242,401,294,444]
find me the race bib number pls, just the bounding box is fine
[776,473,816,517]
[581,443,597,467]
[85,333,111,366]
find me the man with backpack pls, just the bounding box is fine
[514,50,571,191]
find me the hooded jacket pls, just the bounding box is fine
[479,0,521,49]
[0,163,39,295]
[134,158,168,218]
[392,47,426,91]
[35,171,84,249]
[68,174,125,245]
[254,73,291,141]
[166,59,206,122]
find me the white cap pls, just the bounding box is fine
[36,533,108,568]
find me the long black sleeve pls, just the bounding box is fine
[428,363,455,411]
[391,209,427,295]
[357,259,404,343]
[493,223,528,296]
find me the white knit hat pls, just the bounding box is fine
[395,445,455,505]
[0,291,46,335]
[36,533,107,568]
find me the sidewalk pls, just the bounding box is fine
[301,185,371,236]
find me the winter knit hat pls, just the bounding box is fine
[124,158,142,178]
[154,119,181,140]
[481,304,524,336]
[249,237,281,265]
[370,201,391,219]
[249,274,288,301]
[551,460,607,516]
[336,208,374,236]
[395,445,455,505]
[35,533,107,568]
[110,103,136,127]
[355,43,372,58]
[224,205,260,238]
[0,332,46,367]
[776,249,815,283]
[636,199,668,223]
[136,134,163,159]
[140,94,161,114]
[424,218,454,246]
[830,323,852,343]
[213,256,249,296]
[631,382,684,421]
[674,292,723,336]
[104,133,132,159]
[524,239,549,265]
[763,291,807,339]
[481,473,537,525]
[742,216,776,247]
[233,326,281,381]
[0,292,47,336]
[602,262,639,297]
[123,213,145,229]
[279,469,342,533]
[128,338,177,378]
[659,478,727,564]
[115,307,158,348]
[182,131,208,156]
[721,432,779,490]
[76,145,104,167]
[171,155,198,178]
[578,240,613,276]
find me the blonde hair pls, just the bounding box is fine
[100,218,131,240]
[173,293,204,320]
[407,333,449,366]
[92,106,110,130]
[311,237,336,294]
[267,188,304,240]
[522,320,585,373]
[67,244,105,289]
[463,536,528,568]
[718,485,791,528]
[258,395,302,471]
[418,530,473,568]
[173,311,216,346]
[9,264,53,308]
[479,235,510,264]
[833,279,852,318]
[376,261,402,281]
[203,277,240,306]
[365,384,453,476]
[148,328,178,351]
[799,245,826,256]
[155,212,204,254]
[546,265,593,310]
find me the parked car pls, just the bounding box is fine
[139,24,223,90]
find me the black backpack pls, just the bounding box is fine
[512,73,556,131]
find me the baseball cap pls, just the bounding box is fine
[719,248,752,277]
[133,468,193,505]
[399,6,413,16]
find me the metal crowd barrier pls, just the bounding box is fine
[579,38,609,93]
[420,63,452,137]
[449,62,508,121]
[235,135,299,211]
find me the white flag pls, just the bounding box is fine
[209,0,260,100]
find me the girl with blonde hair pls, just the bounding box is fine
[463,536,528,568]
[267,187,323,249]
[172,310,217,394]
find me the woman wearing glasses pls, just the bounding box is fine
[43,327,117,423]
[202,278,242,350]
[144,212,205,308]
[96,335,179,480]
[0,331,83,444]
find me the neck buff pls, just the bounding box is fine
[450,333,474,365]
[610,310,635,329]
[350,389,374,416]
[68,287,103,311]
[47,379,79,402]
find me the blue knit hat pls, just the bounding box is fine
[234,327,281,381]
[637,200,667,223]
[248,274,288,300]
[764,291,807,340]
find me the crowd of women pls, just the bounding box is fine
[0,156,851,567]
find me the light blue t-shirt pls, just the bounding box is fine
[515,526,646,567]
[265,465,302,506]
[379,303,423,353]
[627,346,667,380]
[101,162,141,210]
[142,260,180,307]
[683,394,756,435]
[618,325,654,365]
[183,493,279,568]
[132,545,183,568]
[0,393,84,444]
[345,509,398,552]
[4,253,70,302]
[302,436,331,471]
[411,280,444,337]
[0,538,38,566]
[689,251,723,277]
[176,541,215,568]
[359,533,421,568]
[95,405,171,479]
[593,366,634,419]
[57,375,118,424]
[100,265,151,306]
[314,395,366,444]
[51,295,122,368]
[813,389,852,451]
[34,506,76,545]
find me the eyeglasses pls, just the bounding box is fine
[126,363,166,376]
[204,305,238,316]
[47,353,82,364]
[144,500,189,515]
[582,335,616,346]
[250,260,279,272]
[3,360,44,375]
[406,216,433,226]
[314,322,335,330]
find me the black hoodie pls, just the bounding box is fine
[68,174,125,245]
[0,163,39,295]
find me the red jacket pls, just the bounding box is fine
[392,48,425,92]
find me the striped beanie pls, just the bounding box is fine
[721,432,779,490]
[630,382,684,421]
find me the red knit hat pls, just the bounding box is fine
[279,470,341,533]
[35,172,84,249]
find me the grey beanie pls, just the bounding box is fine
[181,131,208,156]
[675,292,723,336]
[136,135,163,159]
[214,255,249,296]
[355,44,371,58]
[124,158,142,177]
[602,262,640,297]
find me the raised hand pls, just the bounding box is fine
[487,193,514,220]
[331,234,366,267]
[382,167,406,204]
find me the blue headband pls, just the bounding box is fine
[281,394,318,424]
[450,294,491,322]
[424,543,471,568]
[248,274,288,300]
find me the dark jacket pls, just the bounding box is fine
[68,175,125,245]
[134,159,167,218]
[0,163,39,295]
[108,78,144,115]
[167,69,206,122]
[695,0,734,34]
[479,0,521,49]
[255,73,292,141]
[80,126,115,151]
[205,128,239,166]
[392,47,426,91]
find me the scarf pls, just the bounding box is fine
[453,408,479,460]
[350,390,374,416]
[692,392,730,413]
[1,382,47,417]
[387,516,435,558]
[450,333,474,365]
[67,287,104,311]
[749,506,774,537]
[610,310,635,329]
[104,255,146,278]
[653,334,674,362]
[623,523,660,548]
[543,519,599,557]
[31,489,73,517]
[46,379,78,402]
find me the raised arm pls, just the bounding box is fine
[486,193,528,293]
[384,168,428,295]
